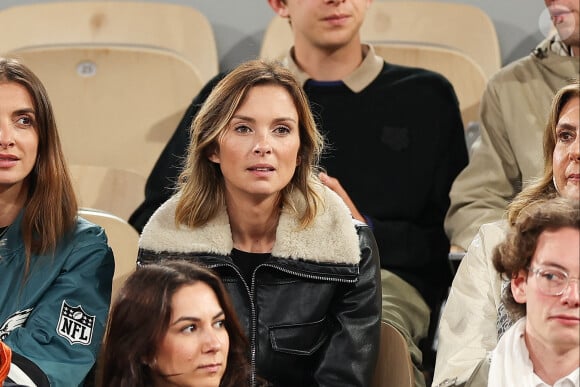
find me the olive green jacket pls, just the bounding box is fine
[445,36,580,250]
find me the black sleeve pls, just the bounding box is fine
[128,73,228,232]
[6,352,50,387]
[314,224,381,387]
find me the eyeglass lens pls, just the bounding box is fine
[535,267,580,296]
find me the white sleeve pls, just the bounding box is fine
[432,222,506,386]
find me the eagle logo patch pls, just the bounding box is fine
[56,301,94,345]
[0,308,33,341]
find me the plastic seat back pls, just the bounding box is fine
[78,209,139,300]
[372,321,415,387]
[0,1,218,83]
[373,43,487,128]
[8,46,203,183]
[69,164,146,221]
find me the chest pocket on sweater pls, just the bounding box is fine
[269,317,329,356]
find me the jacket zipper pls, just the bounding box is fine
[205,262,257,386]
[208,261,357,386]
[259,263,358,284]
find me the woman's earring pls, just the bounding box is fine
[143,357,157,369]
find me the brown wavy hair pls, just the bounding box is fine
[97,260,251,387]
[0,58,77,271]
[175,59,325,229]
[493,197,580,319]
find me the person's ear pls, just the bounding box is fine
[511,270,528,304]
[268,0,290,18]
[207,146,220,164]
[296,154,301,166]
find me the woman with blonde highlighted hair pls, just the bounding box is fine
[138,59,381,386]
[507,80,579,222]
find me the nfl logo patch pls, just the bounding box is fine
[56,301,95,345]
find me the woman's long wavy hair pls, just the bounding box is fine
[506,79,579,224]
[0,58,77,271]
[97,261,251,387]
[175,59,325,229]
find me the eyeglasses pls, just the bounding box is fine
[529,266,580,296]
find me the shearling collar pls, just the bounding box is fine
[139,186,361,265]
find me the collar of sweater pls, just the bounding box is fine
[139,186,361,265]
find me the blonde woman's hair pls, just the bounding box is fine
[175,59,325,228]
[507,79,579,225]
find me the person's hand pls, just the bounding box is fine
[449,245,466,253]
[319,172,366,223]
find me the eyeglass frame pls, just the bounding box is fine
[528,265,580,297]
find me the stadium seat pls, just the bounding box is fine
[373,43,487,129]
[372,321,415,387]
[69,164,146,221]
[78,209,139,300]
[8,46,204,187]
[0,1,218,82]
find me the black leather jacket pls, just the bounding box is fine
[138,187,381,386]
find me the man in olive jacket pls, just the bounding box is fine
[444,0,580,252]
